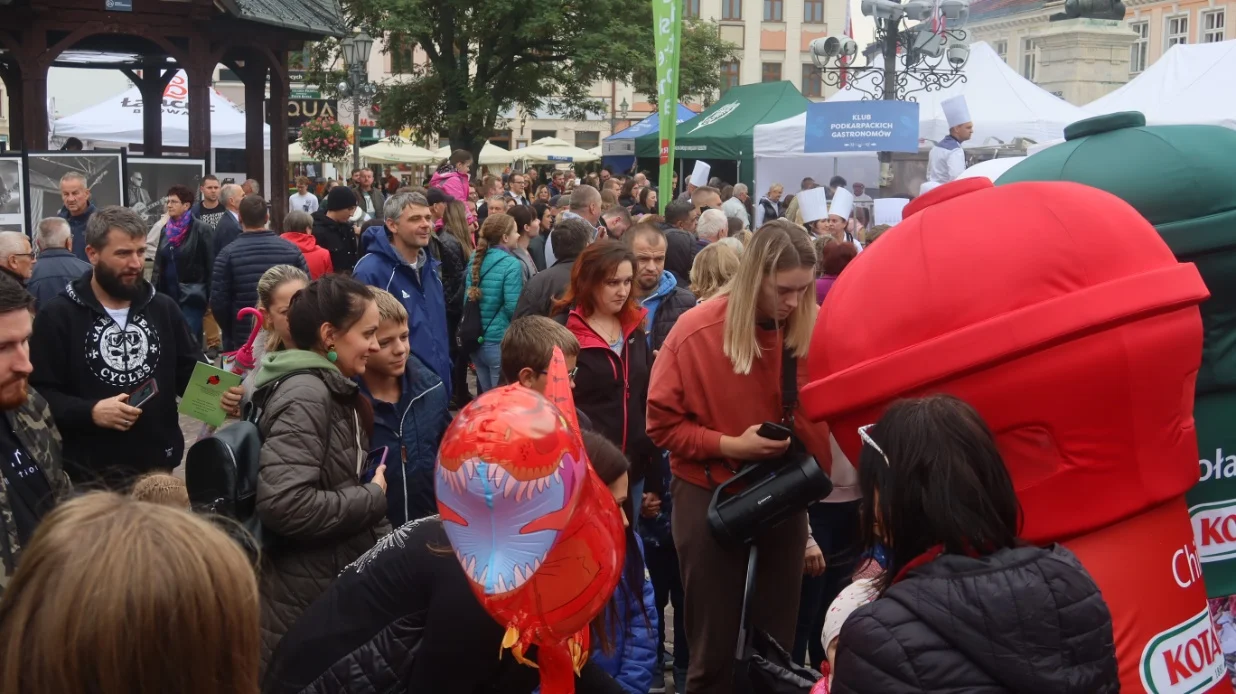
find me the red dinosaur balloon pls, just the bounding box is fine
[437,348,626,694]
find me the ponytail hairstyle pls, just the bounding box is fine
[467,213,516,302]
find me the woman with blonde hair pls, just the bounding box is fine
[441,199,475,254]
[688,241,741,302]
[0,492,260,694]
[646,219,835,693]
[757,183,785,225]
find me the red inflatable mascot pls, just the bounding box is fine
[436,349,626,694]
[802,178,1230,693]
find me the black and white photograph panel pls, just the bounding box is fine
[0,155,25,235]
[24,150,124,223]
[125,157,206,227]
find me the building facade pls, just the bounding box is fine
[964,0,1231,106]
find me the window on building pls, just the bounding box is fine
[1203,9,1226,42]
[1166,14,1189,48]
[764,0,784,21]
[389,38,416,74]
[992,39,1008,63]
[1129,21,1149,72]
[684,0,700,19]
[801,63,822,97]
[1021,38,1037,82]
[575,131,600,149]
[762,62,783,82]
[721,59,741,93]
[723,0,742,20]
[531,129,557,142]
[804,0,824,23]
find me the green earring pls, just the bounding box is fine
[326,345,338,363]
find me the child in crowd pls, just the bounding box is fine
[499,315,580,395]
[357,289,452,526]
[130,473,190,509]
[236,265,309,413]
[816,547,888,691]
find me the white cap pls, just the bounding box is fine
[798,187,830,224]
[689,160,711,188]
[942,95,971,129]
[829,187,854,221]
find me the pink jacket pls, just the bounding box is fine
[428,169,476,225]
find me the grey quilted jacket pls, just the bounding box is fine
[254,355,390,667]
[831,544,1119,694]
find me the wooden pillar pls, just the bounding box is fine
[242,61,267,188]
[20,26,48,152]
[268,46,289,232]
[187,37,212,161]
[0,62,21,150]
[125,67,177,157]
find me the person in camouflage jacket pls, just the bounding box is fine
[0,386,71,583]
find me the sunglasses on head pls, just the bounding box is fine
[858,423,889,467]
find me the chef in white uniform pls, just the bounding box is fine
[798,187,830,237]
[678,160,711,202]
[822,186,863,253]
[920,94,974,196]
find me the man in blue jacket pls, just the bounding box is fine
[353,192,452,394]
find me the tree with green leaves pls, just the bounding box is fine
[307,0,736,168]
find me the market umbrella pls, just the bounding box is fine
[517,136,601,164]
[433,142,516,166]
[287,142,313,163]
[360,138,440,164]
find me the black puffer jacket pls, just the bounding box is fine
[832,544,1119,694]
[648,283,696,353]
[513,254,578,320]
[263,516,624,694]
[311,210,361,275]
[210,231,310,351]
[430,231,466,324]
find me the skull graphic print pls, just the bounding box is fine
[85,313,160,388]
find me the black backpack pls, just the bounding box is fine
[185,372,307,549]
[456,262,499,356]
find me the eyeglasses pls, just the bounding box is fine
[540,366,579,381]
[858,423,889,467]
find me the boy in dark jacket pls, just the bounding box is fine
[357,290,451,526]
[210,195,309,352]
[311,187,361,274]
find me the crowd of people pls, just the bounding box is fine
[0,153,1120,694]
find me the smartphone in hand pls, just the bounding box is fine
[756,421,793,441]
[129,378,159,409]
[361,446,389,483]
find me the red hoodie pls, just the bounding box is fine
[282,231,333,279]
[646,295,832,490]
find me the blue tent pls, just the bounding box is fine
[601,103,697,172]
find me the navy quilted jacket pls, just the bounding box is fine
[589,535,659,694]
[831,544,1119,694]
[210,231,309,351]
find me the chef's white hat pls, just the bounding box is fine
[798,187,830,224]
[689,160,711,187]
[829,186,855,221]
[942,95,971,129]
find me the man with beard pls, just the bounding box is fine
[190,175,225,230]
[0,273,71,586]
[30,206,203,486]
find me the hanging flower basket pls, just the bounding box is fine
[299,116,351,162]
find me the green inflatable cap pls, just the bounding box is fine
[999,110,1236,394]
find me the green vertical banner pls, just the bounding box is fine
[653,0,682,214]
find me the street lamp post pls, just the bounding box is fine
[808,0,973,189]
[338,31,377,173]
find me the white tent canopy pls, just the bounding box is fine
[1085,40,1236,129]
[516,136,600,164]
[433,142,515,166]
[54,70,270,149]
[956,156,1026,183]
[361,138,439,164]
[752,42,1092,201]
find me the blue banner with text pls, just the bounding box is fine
[805,101,920,153]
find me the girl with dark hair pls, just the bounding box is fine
[815,239,857,305]
[464,214,525,392]
[151,184,213,340]
[631,187,658,217]
[618,179,638,209]
[252,274,392,665]
[263,429,633,694]
[552,241,658,520]
[830,395,1119,694]
[506,205,541,280]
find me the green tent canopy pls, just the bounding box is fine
[635,81,810,188]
